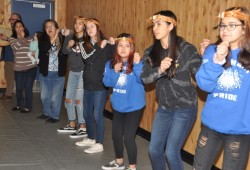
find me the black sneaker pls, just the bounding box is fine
[70,128,87,138]
[20,108,31,113]
[12,106,22,111]
[46,118,59,123]
[37,114,49,119]
[57,124,77,132]
[102,160,125,170]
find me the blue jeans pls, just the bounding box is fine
[149,106,197,170]
[14,67,37,110]
[39,72,65,119]
[193,125,250,170]
[65,71,85,124]
[83,89,108,143]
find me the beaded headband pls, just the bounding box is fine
[218,9,249,23]
[114,37,134,44]
[147,14,177,26]
[74,16,87,24]
[86,19,100,27]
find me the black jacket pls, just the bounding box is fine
[38,34,68,77]
[83,43,115,90]
[141,40,201,109]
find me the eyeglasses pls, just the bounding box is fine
[218,24,243,31]
[46,25,55,29]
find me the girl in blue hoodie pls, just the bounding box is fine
[102,33,145,170]
[194,7,250,170]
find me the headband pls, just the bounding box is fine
[147,14,177,26]
[114,37,134,44]
[74,16,87,24]
[218,9,249,23]
[86,19,100,27]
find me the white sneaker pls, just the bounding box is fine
[84,143,104,154]
[75,138,96,146]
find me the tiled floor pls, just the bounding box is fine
[0,92,193,170]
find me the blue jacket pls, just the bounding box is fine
[103,60,145,112]
[196,45,250,134]
[2,45,14,62]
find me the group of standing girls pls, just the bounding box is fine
[142,7,250,170]
[1,5,249,170]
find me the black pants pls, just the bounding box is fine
[112,108,144,164]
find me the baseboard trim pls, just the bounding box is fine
[104,109,220,170]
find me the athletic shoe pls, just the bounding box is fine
[75,138,96,147]
[84,143,103,154]
[12,106,22,111]
[70,128,87,138]
[45,118,59,123]
[37,114,49,119]
[102,160,125,170]
[20,108,31,113]
[57,124,77,132]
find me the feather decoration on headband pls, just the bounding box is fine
[146,14,177,26]
[86,19,100,27]
[218,9,249,23]
[114,37,134,44]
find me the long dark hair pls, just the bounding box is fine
[147,10,182,78]
[72,16,86,49]
[83,18,106,53]
[110,33,135,74]
[11,20,29,38]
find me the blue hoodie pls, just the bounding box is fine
[196,45,250,134]
[103,60,145,113]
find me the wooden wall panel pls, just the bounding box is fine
[66,0,250,169]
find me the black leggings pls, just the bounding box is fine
[112,108,144,164]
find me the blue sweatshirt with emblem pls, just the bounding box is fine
[103,60,145,113]
[196,45,250,134]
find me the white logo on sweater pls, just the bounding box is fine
[117,73,127,87]
[217,68,242,91]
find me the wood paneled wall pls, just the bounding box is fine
[66,0,250,169]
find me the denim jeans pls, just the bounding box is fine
[149,106,197,170]
[83,89,108,144]
[14,67,37,110]
[193,125,250,170]
[65,71,85,124]
[39,71,65,119]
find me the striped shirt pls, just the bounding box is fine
[9,37,37,71]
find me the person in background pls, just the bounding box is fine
[28,31,41,64]
[37,19,67,123]
[193,7,250,170]
[0,20,37,113]
[57,16,87,138]
[75,18,115,154]
[0,13,22,101]
[102,33,145,170]
[140,10,201,170]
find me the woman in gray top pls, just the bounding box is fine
[57,16,87,138]
[141,10,201,170]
